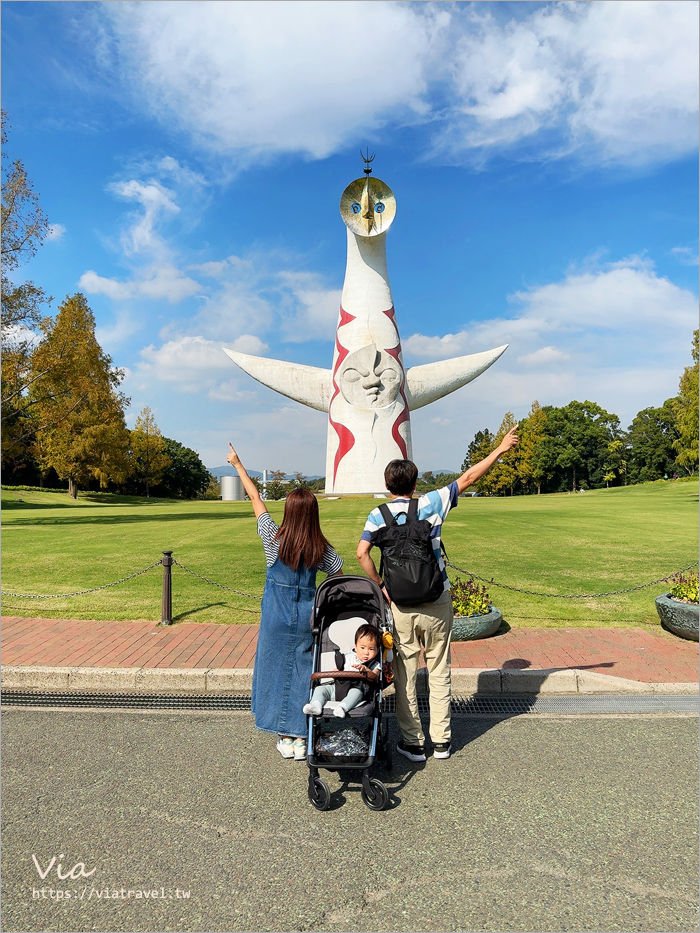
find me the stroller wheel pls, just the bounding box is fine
[361,777,389,811]
[309,775,331,811]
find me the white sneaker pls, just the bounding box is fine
[303,701,323,716]
[276,737,295,759]
[293,738,307,760]
[333,706,347,718]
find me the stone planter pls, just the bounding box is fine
[452,607,503,641]
[655,593,699,642]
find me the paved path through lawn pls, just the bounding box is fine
[2,616,698,684]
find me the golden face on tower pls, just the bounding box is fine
[340,176,396,237]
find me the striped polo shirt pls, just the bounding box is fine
[360,482,459,592]
[257,512,343,573]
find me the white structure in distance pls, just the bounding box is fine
[224,158,507,494]
[221,475,244,501]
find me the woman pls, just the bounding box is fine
[226,443,343,759]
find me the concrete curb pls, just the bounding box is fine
[2,665,697,695]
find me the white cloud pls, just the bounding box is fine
[190,276,274,343]
[79,264,201,303]
[400,254,697,467]
[95,309,143,349]
[672,246,699,267]
[276,272,341,342]
[191,259,231,279]
[97,0,698,169]
[177,258,341,345]
[156,155,207,189]
[229,334,268,355]
[46,223,66,241]
[79,158,207,306]
[207,379,259,404]
[405,256,697,363]
[439,0,699,166]
[402,330,473,361]
[508,260,697,336]
[132,333,269,404]
[134,335,238,398]
[517,346,570,366]
[103,0,443,162]
[139,335,232,380]
[107,178,179,256]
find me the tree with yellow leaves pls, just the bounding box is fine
[30,294,130,498]
[130,407,171,497]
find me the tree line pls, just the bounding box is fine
[1,112,210,500]
[456,334,698,496]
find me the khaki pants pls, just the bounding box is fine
[391,589,453,746]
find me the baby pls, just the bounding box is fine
[303,623,381,718]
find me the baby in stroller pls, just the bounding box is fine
[303,623,381,718]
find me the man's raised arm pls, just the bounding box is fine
[456,425,519,494]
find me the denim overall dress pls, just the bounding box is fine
[251,557,316,738]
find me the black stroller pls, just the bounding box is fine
[306,575,393,811]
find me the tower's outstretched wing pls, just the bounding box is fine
[223,348,332,413]
[405,345,508,411]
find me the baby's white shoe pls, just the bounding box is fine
[303,701,323,716]
[333,706,347,718]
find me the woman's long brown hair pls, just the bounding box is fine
[275,488,332,570]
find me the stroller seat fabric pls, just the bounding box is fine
[318,614,378,717]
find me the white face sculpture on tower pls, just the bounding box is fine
[223,160,509,494]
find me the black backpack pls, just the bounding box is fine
[374,499,445,607]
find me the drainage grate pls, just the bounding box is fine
[0,691,253,711]
[1,691,697,715]
[449,694,699,715]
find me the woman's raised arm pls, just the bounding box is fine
[226,443,268,518]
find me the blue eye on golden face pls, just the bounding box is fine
[351,203,361,214]
[375,203,385,213]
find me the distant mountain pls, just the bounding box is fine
[208,465,262,479]
[208,465,323,481]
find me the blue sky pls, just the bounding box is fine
[3,0,698,474]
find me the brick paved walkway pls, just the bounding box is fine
[2,617,697,684]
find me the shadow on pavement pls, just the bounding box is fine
[446,659,617,756]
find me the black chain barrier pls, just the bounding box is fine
[445,557,700,599]
[2,554,697,605]
[1,560,164,599]
[171,558,262,601]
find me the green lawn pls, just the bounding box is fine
[1,480,697,627]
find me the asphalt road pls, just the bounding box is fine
[1,708,698,933]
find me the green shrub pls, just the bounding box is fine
[668,569,699,604]
[451,576,492,617]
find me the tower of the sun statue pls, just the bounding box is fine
[224,155,508,494]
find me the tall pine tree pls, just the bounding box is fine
[517,401,547,494]
[31,294,130,497]
[673,330,699,474]
[481,411,519,496]
[130,407,171,497]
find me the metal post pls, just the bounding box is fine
[161,550,173,625]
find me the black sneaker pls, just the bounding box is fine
[433,742,452,759]
[397,740,426,762]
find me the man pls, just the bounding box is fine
[357,426,518,761]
